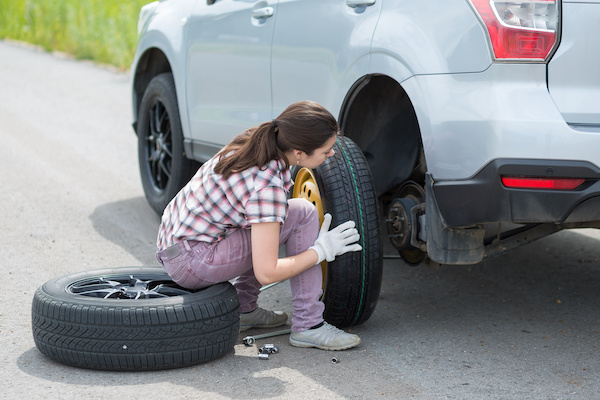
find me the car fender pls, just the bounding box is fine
[131,0,196,139]
[325,52,373,121]
[369,0,491,80]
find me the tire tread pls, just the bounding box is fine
[31,269,239,371]
[317,138,383,327]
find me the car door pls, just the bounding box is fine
[185,0,277,153]
[271,0,382,117]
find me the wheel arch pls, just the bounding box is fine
[132,47,173,135]
[339,74,426,198]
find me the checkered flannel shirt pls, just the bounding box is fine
[157,156,292,250]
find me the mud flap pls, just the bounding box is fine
[425,174,485,265]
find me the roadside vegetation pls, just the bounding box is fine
[0,0,152,69]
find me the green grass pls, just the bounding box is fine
[0,0,153,69]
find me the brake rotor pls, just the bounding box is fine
[388,197,418,251]
[397,180,425,205]
[387,181,426,265]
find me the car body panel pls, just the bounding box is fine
[402,63,600,180]
[271,0,382,117]
[185,0,277,148]
[370,0,491,80]
[132,0,197,140]
[548,1,600,125]
[433,158,600,227]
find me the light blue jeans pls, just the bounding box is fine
[156,198,325,331]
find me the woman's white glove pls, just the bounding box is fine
[309,213,362,264]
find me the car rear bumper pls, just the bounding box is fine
[403,63,600,182]
[432,158,600,228]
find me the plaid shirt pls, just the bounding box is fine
[157,156,292,250]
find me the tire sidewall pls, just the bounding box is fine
[137,73,193,215]
[32,267,240,371]
[315,137,383,327]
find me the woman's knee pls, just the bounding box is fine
[288,198,319,228]
[281,198,320,250]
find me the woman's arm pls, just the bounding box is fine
[250,222,320,285]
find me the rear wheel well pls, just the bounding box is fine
[340,75,425,199]
[132,48,173,132]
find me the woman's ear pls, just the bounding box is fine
[284,149,303,166]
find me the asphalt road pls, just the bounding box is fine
[1,40,599,400]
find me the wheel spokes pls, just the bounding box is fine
[145,100,173,191]
[67,275,197,299]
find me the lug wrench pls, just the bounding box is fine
[242,328,291,346]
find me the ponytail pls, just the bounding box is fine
[214,101,339,178]
[214,122,288,178]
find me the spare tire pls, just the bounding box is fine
[31,267,239,371]
[293,137,383,327]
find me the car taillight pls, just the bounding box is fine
[468,0,560,62]
[501,176,585,190]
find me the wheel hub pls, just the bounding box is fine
[292,167,325,225]
[387,197,418,251]
[67,274,195,299]
[146,99,172,191]
[292,167,327,290]
[387,181,427,265]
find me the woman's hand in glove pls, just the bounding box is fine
[309,213,362,264]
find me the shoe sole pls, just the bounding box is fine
[289,337,361,351]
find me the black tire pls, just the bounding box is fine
[138,73,198,215]
[316,137,383,327]
[31,267,239,371]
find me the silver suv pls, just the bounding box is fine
[131,0,600,327]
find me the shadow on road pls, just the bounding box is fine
[89,196,161,266]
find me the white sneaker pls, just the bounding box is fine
[289,322,361,350]
[239,307,288,332]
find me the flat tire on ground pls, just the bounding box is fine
[31,267,239,371]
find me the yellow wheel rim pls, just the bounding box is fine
[292,168,327,292]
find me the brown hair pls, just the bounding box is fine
[214,101,339,178]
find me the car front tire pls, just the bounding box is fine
[137,73,198,215]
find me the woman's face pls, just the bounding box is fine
[299,135,337,169]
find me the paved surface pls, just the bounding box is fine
[1,40,599,399]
